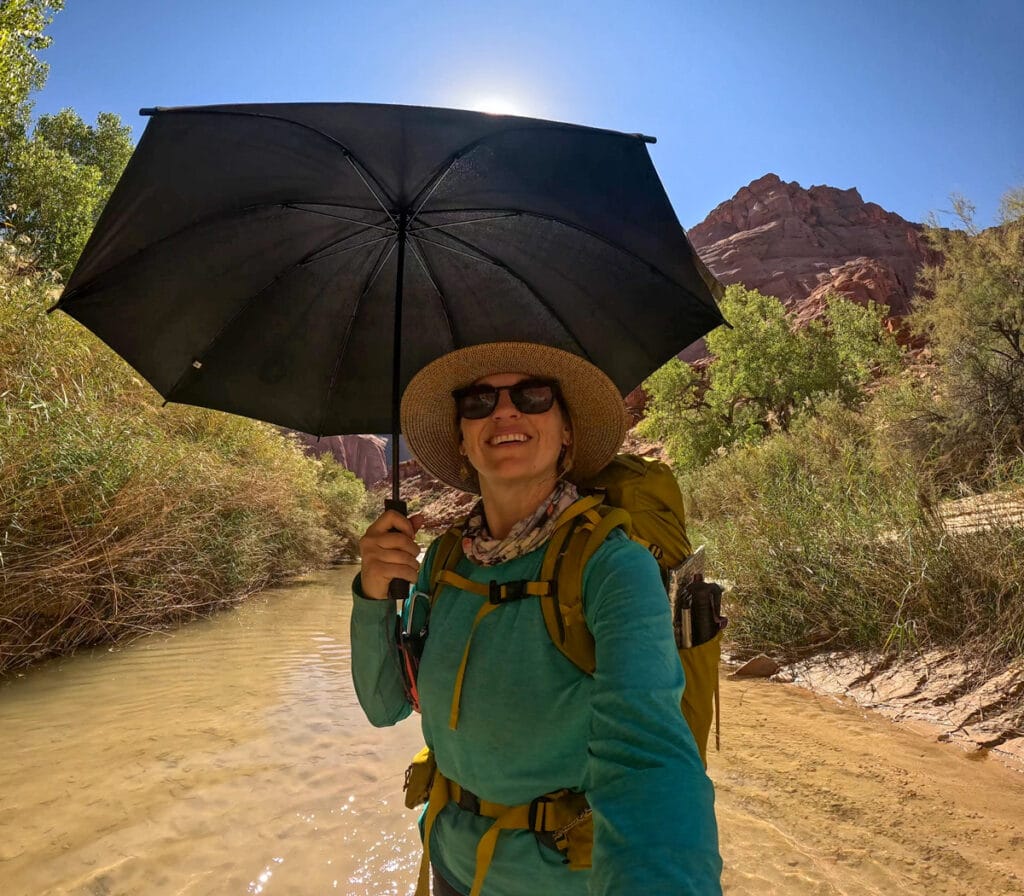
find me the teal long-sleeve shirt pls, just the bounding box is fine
[350,528,722,895]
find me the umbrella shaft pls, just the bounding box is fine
[390,212,408,501]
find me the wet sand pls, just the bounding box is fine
[1,567,1023,895]
[714,674,1024,895]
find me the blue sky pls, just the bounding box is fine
[34,0,1024,229]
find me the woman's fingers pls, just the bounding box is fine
[359,512,422,599]
[365,509,417,538]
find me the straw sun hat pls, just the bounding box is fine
[400,342,629,493]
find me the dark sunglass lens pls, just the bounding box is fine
[455,387,498,419]
[511,381,555,414]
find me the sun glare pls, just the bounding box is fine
[467,96,523,117]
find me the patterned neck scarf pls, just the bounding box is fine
[461,480,580,566]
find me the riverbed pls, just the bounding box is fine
[2,568,1022,895]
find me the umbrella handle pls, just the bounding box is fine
[384,498,412,602]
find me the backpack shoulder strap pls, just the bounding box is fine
[428,526,471,601]
[538,499,632,675]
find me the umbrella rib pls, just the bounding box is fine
[165,234,395,404]
[409,212,518,234]
[58,202,385,304]
[411,233,499,267]
[301,233,394,266]
[315,238,397,436]
[286,203,396,233]
[409,160,457,226]
[410,232,583,352]
[343,154,398,227]
[405,121,653,216]
[358,237,399,300]
[421,207,724,315]
[406,235,457,342]
[147,105,400,216]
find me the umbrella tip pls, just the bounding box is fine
[631,133,657,144]
[139,107,162,117]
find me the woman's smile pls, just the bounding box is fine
[487,431,531,446]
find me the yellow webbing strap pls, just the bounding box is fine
[415,767,451,896]
[449,600,501,729]
[467,787,592,894]
[715,674,721,752]
[417,771,589,896]
[428,529,465,603]
[441,573,552,731]
[470,805,534,896]
[435,569,489,597]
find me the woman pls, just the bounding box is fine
[352,342,721,895]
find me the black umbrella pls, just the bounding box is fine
[52,102,724,505]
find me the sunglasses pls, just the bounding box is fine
[452,378,561,420]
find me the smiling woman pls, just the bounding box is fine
[455,373,572,536]
[350,341,722,896]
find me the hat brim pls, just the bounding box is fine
[401,342,628,493]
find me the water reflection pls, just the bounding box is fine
[0,567,425,896]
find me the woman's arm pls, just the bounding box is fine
[349,516,434,728]
[350,575,413,726]
[582,533,723,896]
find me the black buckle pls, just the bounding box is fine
[488,579,529,604]
[457,788,481,814]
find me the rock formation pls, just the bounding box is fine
[290,432,388,487]
[688,173,940,318]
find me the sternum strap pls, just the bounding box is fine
[438,569,551,730]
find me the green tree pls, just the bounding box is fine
[1,5,133,276]
[910,189,1024,483]
[6,108,133,272]
[0,0,62,134]
[640,284,900,469]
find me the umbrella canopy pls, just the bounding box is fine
[54,102,724,441]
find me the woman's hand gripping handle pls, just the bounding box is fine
[358,499,424,600]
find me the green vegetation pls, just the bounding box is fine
[644,207,1024,666]
[640,284,900,468]
[2,2,133,275]
[1,246,370,674]
[906,194,1024,489]
[0,7,371,674]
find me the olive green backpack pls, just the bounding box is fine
[428,453,723,764]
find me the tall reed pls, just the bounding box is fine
[1,245,368,674]
[684,398,1024,666]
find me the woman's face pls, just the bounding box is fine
[458,372,571,492]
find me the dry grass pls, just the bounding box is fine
[684,400,1024,665]
[1,245,369,674]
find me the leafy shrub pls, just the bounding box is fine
[640,284,900,470]
[685,395,1024,663]
[907,193,1024,490]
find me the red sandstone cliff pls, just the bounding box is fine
[688,173,939,319]
[291,432,388,487]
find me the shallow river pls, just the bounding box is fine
[2,567,1023,896]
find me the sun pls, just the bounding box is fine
[466,96,523,117]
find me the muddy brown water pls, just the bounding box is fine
[2,567,1022,896]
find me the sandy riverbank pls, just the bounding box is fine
[772,649,1024,768]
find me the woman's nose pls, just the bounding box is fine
[491,387,520,417]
